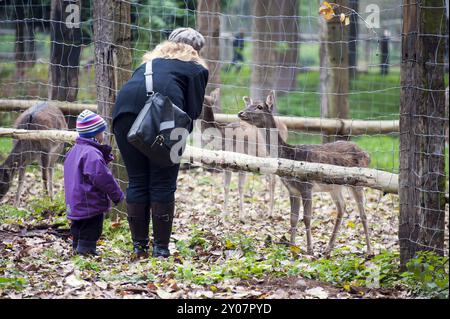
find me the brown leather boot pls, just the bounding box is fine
[127,203,150,259]
[151,201,175,258]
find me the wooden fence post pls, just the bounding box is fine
[322,0,350,143]
[399,0,447,269]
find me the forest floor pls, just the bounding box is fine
[1,165,448,299]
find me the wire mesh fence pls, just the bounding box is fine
[0,0,448,262]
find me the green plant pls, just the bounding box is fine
[29,192,66,217]
[0,204,29,223]
[0,277,27,291]
[73,255,101,271]
[402,251,449,299]
[188,225,210,249]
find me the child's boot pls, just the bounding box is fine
[76,240,97,256]
[72,237,78,252]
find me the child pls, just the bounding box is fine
[64,110,124,255]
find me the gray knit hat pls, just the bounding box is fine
[168,27,205,52]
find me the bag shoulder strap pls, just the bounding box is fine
[144,61,153,95]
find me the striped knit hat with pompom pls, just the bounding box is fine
[76,110,107,138]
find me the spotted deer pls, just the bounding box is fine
[200,88,288,221]
[238,91,372,256]
[0,102,67,206]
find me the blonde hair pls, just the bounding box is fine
[142,41,208,69]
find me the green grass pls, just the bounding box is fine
[221,67,402,120]
[0,138,12,159]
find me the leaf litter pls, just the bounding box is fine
[0,165,448,299]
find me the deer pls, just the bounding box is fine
[238,91,372,256]
[200,88,288,221]
[0,102,67,206]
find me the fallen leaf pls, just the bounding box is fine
[94,281,108,290]
[156,289,172,299]
[305,287,328,299]
[65,275,85,288]
[290,245,301,257]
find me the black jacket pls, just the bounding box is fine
[112,58,209,132]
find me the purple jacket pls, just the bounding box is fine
[64,137,124,220]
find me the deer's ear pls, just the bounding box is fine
[266,91,275,111]
[243,96,252,106]
[210,88,220,102]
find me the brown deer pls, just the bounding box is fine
[238,91,372,256]
[0,102,67,206]
[200,89,288,221]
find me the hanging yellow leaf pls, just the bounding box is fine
[344,16,350,26]
[319,1,335,21]
[347,221,356,229]
[340,13,346,23]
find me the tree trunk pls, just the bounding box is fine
[348,0,358,80]
[197,0,221,104]
[48,0,82,128]
[399,0,447,269]
[272,0,299,94]
[93,0,132,217]
[14,0,27,80]
[250,0,277,102]
[322,0,350,143]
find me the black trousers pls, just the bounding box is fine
[70,213,104,244]
[113,113,180,204]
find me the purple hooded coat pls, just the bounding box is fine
[64,137,124,220]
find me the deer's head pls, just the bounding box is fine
[238,90,275,128]
[203,88,220,109]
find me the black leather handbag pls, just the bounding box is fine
[127,61,192,167]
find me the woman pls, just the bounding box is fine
[112,28,209,258]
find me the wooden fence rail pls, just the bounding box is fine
[0,99,399,135]
[0,127,399,194]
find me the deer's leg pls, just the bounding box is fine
[325,189,346,256]
[41,153,50,197]
[350,187,372,255]
[47,151,61,200]
[289,194,301,246]
[268,174,276,218]
[47,164,54,200]
[222,170,232,218]
[238,171,246,222]
[14,166,26,207]
[300,187,314,255]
